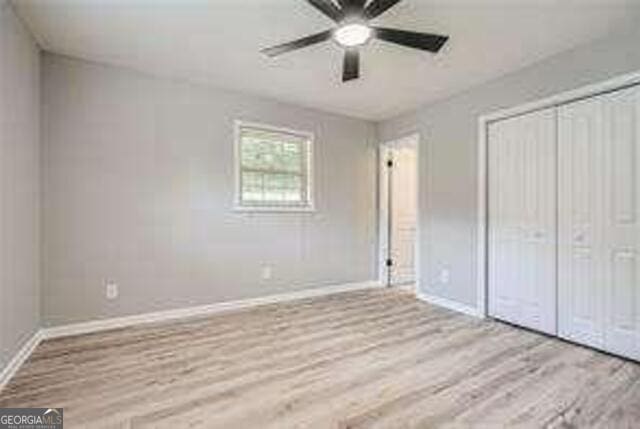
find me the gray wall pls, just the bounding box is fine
[42,54,378,326]
[0,0,40,370]
[378,25,640,308]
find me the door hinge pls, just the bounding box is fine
[386,258,393,267]
[386,159,393,168]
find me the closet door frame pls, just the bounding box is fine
[477,70,640,318]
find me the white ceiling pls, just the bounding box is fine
[13,0,640,121]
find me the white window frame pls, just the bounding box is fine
[234,120,315,212]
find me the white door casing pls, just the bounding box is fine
[488,107,557,335]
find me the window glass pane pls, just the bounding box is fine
[241,172,303,203]
[241,171,264,202]
[266,173,302,202]
[241,138,302,173]
[238,125,310,208]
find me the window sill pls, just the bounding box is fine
[233,205,316,213]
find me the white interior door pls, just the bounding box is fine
[602,86,640,360]
[389,145,417,285]
[488,108,557,335]
[558,86,640,359]
[558,95,606,349]
[380,137,418,287]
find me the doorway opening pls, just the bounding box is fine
[379,134,419,289]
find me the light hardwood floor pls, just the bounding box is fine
[1,288,640,428]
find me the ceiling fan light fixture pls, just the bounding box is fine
[333,23,372,47]
[262,1,449,82]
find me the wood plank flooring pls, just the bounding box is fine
[1,288,640,428]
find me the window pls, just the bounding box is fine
[235,121,313,211]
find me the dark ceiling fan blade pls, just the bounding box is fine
[307,0,344,22]
[342,49,360,82]
[373,27,448,52]
[364,0,403,19]
[261,30,333,57]
[337,0,367,15]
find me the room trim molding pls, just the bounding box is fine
[0,330,45,392]
[476,68,640,319]
[416,291,482,318]
[42,280,383,340]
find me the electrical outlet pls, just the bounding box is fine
[438,269,450,284]
[106,282,119,300]
[261,265,272,280]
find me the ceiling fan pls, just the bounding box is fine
[261,0,449,82]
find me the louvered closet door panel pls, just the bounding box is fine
[488,108,557,335]
[601,86,640,360]
[558,95,606,350]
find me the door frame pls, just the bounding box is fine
[477,69,640,318]
[378,133,420,292]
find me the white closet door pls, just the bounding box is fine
[601,87,640,359]
[558,95,606,349]
[559,86,640,360]
[488,108,557,334]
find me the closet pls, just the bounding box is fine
[488,108,557,335]
[488,84,640,361]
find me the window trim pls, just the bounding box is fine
[233,120,315,212]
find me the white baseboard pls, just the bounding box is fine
[0,281,381,392]
[0,330,45,392]
[417,291,484,318]
[43,280,382,340]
